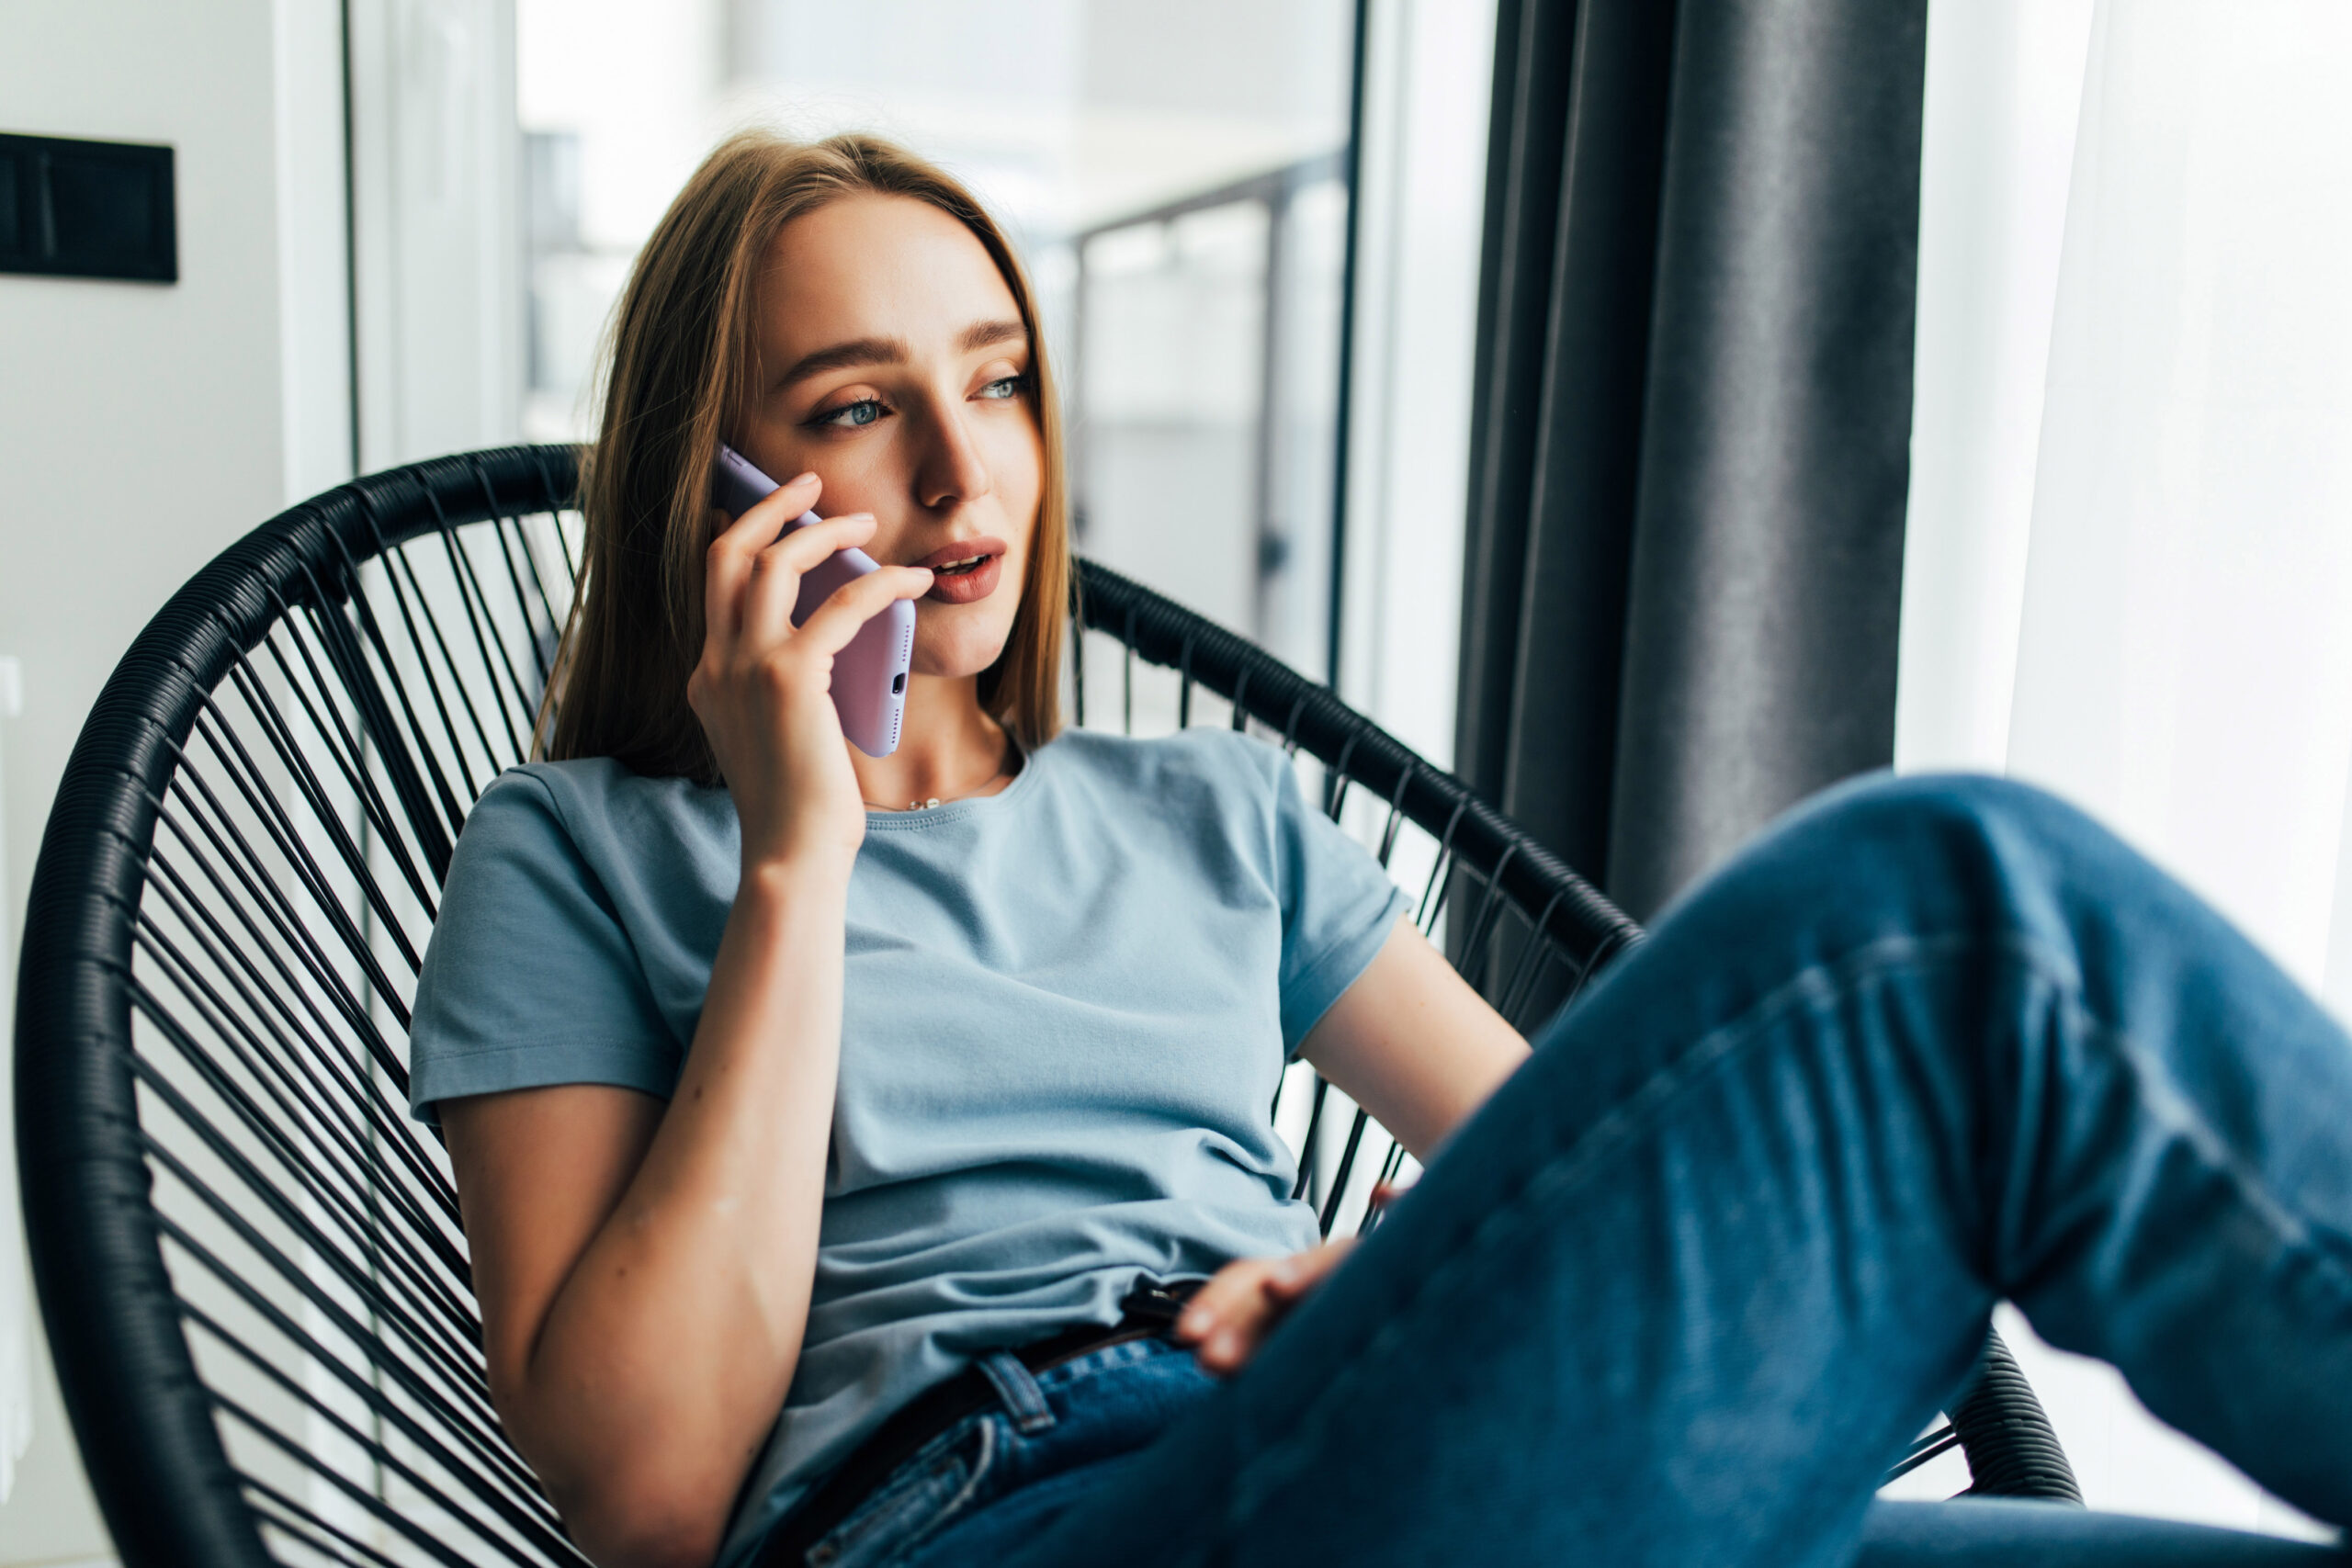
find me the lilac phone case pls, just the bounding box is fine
[710,446,913,758]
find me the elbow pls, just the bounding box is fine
[534,1448,734,1568]
[562,1495,730,1568]
[493,1391,736,1568]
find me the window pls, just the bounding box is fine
[519,0,1357,681]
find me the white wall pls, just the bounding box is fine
[0,1,353,1560]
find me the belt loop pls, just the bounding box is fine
[975,1351,1057,1436]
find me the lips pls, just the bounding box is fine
[912,536,1009,605]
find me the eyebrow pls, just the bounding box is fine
[956,318,1027,354]
[777,318,1029,389]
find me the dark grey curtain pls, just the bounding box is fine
[1455,0,1928,924]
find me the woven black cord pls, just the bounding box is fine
[245,1484,414,1568]
[1289,1076,1331,1203]
[424,491,536,754]
[130,919,472,1317]
[148,769,410,1042]
[1883,1428,1964,1484]
[156,1208,534,1505]
[126,1055,495,1416]
[141,840,432,1167]
[144,1172,514,1475]
[221,660,429,963]
[332,506,477,841]
[254,610,439,916]
[1317,1108,1374,1235]
[473,460,561,682]
[186,704,422,987]
[187,1302,567,1554]
[207,1387,499,1568]
[1951,1328,2084,1501]
[245,1474,458,1568]
[401,530,514,785]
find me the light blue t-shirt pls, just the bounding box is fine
[407,728,1409,1564]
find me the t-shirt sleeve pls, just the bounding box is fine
[1268,754,1412,1056]
[406,771,683,1122]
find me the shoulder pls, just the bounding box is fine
[461,759,730,863]
[413,761,692,1118]
[490,757,718,826]
[461,758,621,834]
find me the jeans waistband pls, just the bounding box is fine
[756,1280,1202,1568]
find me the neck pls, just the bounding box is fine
[849,672,1012,809]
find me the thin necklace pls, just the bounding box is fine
[861,739,1021,813]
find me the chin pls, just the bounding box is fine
[909,610,1016,682]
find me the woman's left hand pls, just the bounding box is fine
[1173,1237,1358,1377]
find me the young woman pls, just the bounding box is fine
[410,132,2352,1568]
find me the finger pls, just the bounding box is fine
[791,565,935,656]
[1196,1280,1295,1375]
[1263,1237,1356,1301]
[1173,1258,1274,1347]
[1177,1264,1289,1376]
[1209,1300,1282,1371]
[741,514,880,650]
[739,468,823,534]
[1179,1244,1360,1377]
[770,511,880,573]
[702,470,820,649]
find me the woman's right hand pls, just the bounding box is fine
[686,471,933,873]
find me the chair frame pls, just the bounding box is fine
[15,447,2075,1568]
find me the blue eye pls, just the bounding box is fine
[814,398,887,429]
[978,375,1027,400]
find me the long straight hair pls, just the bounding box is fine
[544,130,1070,784]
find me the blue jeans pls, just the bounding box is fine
[788,775,2352,1567]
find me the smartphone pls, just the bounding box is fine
[710,444,913,758]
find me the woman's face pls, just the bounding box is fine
[734,194,1045,683]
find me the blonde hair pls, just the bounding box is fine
[545,130,1070,783]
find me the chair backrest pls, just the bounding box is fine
[11,446,2063,1568]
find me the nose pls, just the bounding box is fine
[914,397,995,513]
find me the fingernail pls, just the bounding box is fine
[1178,1307,1209,1337]
[1207,1329,1241,1362]
[790,471,817,485]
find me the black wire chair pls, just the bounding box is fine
[14,446,2077,1568]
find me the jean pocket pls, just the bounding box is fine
[805,1416,998,1568]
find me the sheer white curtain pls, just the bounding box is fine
[1898,0,2352,1540]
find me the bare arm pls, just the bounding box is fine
[441,476,932,1568]
[1176,917,1529,1374]
[444,860,852,1568]
[1299,914,1530,1163]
